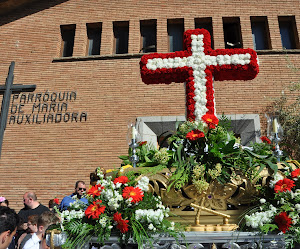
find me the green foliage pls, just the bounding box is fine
[120,119,280,192]
[62,221,94,249]
[260,224,278,234]
[119,142,170,169]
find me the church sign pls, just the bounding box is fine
[9,91,87,125]
[0,61,87,157]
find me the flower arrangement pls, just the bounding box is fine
[140,28,259,123]
[54,168,181,248]
[243,166,300,248]
[120,116,280,196]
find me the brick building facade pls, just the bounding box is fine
[0,0,299,210]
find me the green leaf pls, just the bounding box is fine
[256,164,266,175]
[260,224,278,234]
[244,148,269,159]
[138,162,158,167]
[119,155,129,160]
[144,155,152,163]
[222,140,236,154]
[266,160,278,175]
[177,144,184,162]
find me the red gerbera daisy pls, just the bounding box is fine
[260,136,271,144]
[122,186,144,203]
[113,212,129,233]
[274,178,295,193]
[53,198,59,205]
[274,212,292,233]
[202,114,219,129]
[186,130,205,141]
[291,168,300,178]
[113,176,129,185]
[85,200,106,219]
[87,184,104,198]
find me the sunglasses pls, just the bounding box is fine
[78,188,86,191]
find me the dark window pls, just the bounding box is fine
[251,16,271,50]
[223,17,242,49]
[140,20,157,53]
[113,21,129,54]
[195,17,214,49]
[60,24,76,57]
[86,23,102,56]
[167,19,184,52]
[278,16,299,49]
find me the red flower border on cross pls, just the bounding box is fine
[140,29,259,125]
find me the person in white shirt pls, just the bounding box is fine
[0,206,19,249]
[23,211,59,249]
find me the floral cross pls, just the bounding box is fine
[140,29,259,123]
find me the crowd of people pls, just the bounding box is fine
[0,180,88,249]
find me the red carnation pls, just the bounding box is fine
[113,176,129,185]
[53,198,59,205]
[274,212,292,233]
[186,130,205,141]
[274,178,295,193]
[202,114,219,129]
[291,168,300,178]
[113,212,129,233]
[261,136,271,144]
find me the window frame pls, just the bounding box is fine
[113,21,129,54]
[278,16,300,49]
[251,16,271,50]
[140,19,157,53]
[167,18,184,52]
[86,22,102,56]
[60,24,76,57]
[223,17,243,49]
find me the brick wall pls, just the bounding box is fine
[0,0,299,211]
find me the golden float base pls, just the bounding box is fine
[187,224,239,232]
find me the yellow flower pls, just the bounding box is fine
[106,169,116,173]
[119,165,133,175]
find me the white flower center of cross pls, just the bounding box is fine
[146,34,251,121]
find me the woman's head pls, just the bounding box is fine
[0,196,9,207]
